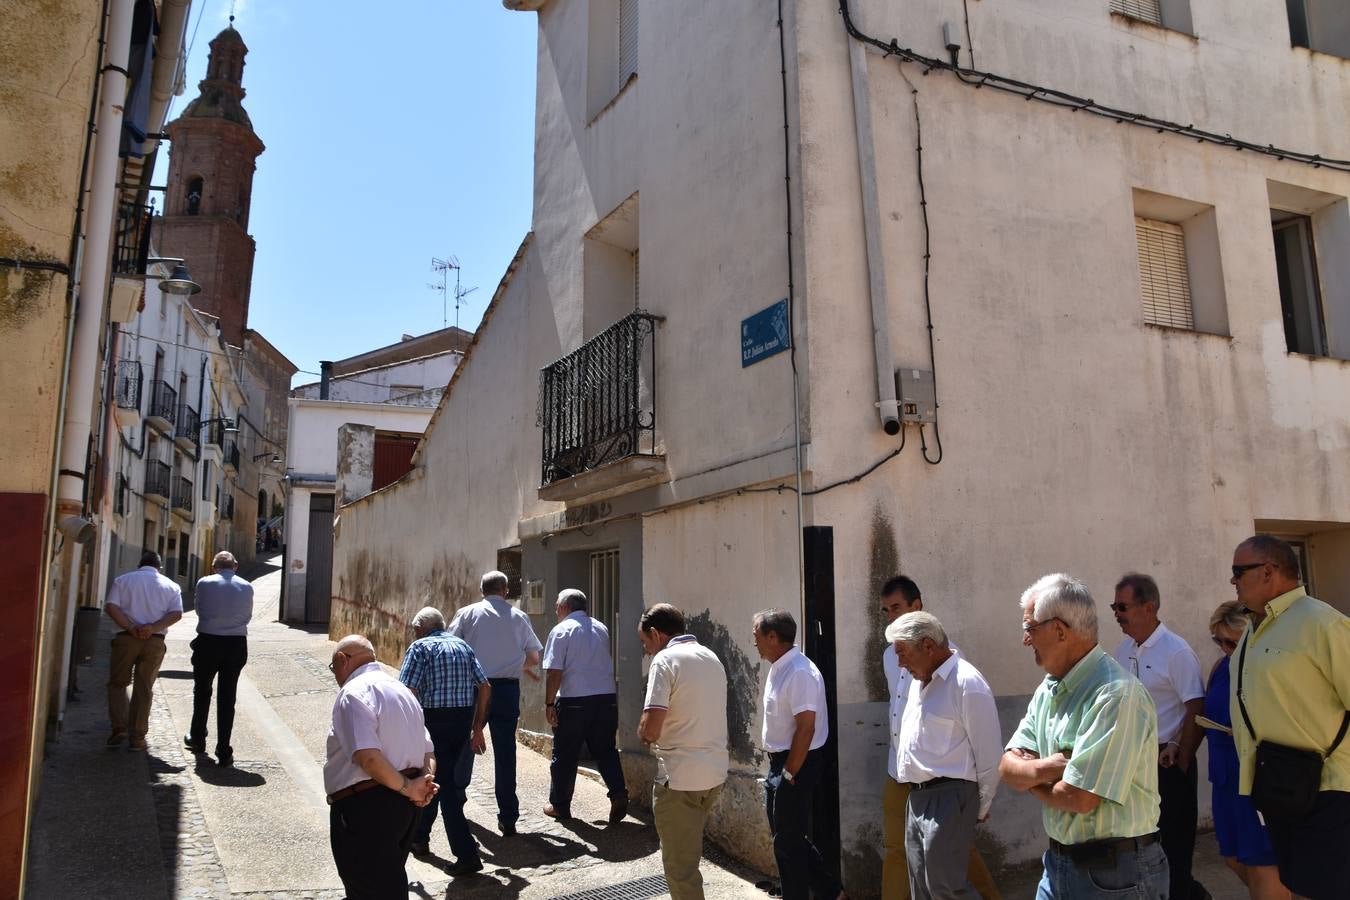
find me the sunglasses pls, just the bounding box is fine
[1231,562,1267,579]
[1108,602,1136,613]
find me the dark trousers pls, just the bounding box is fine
[417,706,478,863]
[1157,760,1198,900]
[1267,790,1350,900]
[488,678,521,826]
[549,693,627,812]
[766,748,842,900]
[329,784,418,900]
[188,634,248,755]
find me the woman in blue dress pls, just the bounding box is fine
[1203,601,1289,900]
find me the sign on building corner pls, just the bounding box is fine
[741,298,790,367]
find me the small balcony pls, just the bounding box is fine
[175,403,199,450]
[202,419,225,461]
[144,459,171,504]
[147,381,177,432]
[221,494,235,520]
[223,438,240,473]
[114,473,129,517]
[536,311,666,502]
[172,476,193,518]
[114,360,143,428]
[112,202,153,278]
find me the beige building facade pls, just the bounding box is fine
[331,0,1350,890]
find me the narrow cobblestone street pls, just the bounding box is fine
[26,556,767,899]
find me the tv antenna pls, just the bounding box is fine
[429,256,478,330]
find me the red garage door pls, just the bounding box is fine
[372,434,419,492]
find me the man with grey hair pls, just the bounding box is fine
[184,550,253,766]
[889,611,1002,900]
[105,550,183,751]
[542,588,628,822]
[399,607,490,874]
[1000,574,1167,899]
[446,570,543,834]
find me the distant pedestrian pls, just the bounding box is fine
[104,550,183,751]
[753,608,846,900]
[325,634,437,900]
[399,607,491,876]
[1000,574,1167,899]
[183,550,253,767]
[1228,535,1350,900]
[446,570,543,834]
[542,589,628,822]
[1111,573,1207,900]
[879,576,1001,900]
[637,603,728,900]
[1202,601,1288,900]
[890,611,1002,900]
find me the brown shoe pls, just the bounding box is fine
[543,803,571,820]
[128,736,147,751]
[608,796,628,824]
[106,730,127,748]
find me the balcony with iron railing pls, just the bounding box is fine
[221,494,235,520]
[147,381,177,431]
[203,419,227,451]
[536,310,665,501]
[223,438,240,473]
[114,359,143,427]
[172,477,193,518]
[144,459,171,504]
[112,202,153,277]
[114,473,129,517]
[175,403,199,450]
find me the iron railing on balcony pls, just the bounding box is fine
[114,473,129,516]
[149,380,177,423]
[203,419,227,449]
[536,310,660,486]
[113,202,153,277]
[114,359,143,411]
[177,403,200,441]
[173,477,193,515]
[221,494,235,520]
[223,438,240,471]
[145,459,171,500]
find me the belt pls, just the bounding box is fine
[489,677,519,683]
[911,776,969,791]
[115,631,165,639]
[1048,833,1159,865]
[327,767,422,805]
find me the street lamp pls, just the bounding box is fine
[147,256,202,296]
[253,453,281,464]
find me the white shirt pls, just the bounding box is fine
[542,611,617,698]
[895,653,1003,819]
[447,595,543,679]
[643,635,729,791]
[323,662,434,795]
[105,566,183,636]
[886,640,964,782]
[761,647,829,753]
[1113,623,1204,744]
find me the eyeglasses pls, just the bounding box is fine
[1211,635,1238,651]
[1231,562,1267,579]
[328,651,348,673]
[1022,617,1063,636]
[1108,602,1136,613]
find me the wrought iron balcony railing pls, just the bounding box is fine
[536,310,660,486]
[177,403,200,441]
[148,380,177,423]
[114,473,129,516]
[173,477,193,515]
[203,419,227,449]
[223,438,240,472]
[221,494,235,520]
[113,202,153,277]
[145,459,171,500]
[115,359,143,410]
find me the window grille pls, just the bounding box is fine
[589,549,621,666]
[1111,0,1162,24]
[1134,218,1194,329]
[618,0,639,87]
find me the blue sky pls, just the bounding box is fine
[157,1,538,384]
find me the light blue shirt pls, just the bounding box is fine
[194,570,253,636]
[542,611,616,698]
[446,595,543,679]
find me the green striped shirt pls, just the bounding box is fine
[1009,645,1160,844]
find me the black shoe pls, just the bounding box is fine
[183,734,205,753]
[215,751,234,767]
[446,857,483,876]
[498,820,517,836]
[608,796,628,824]
[410,842,432,859]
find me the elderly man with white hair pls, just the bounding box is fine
[999,574,1167,900]
[889,611,1002,900]
[398,606,491,874]
[542,588,629,822]
[326,634,438,899]
[184,550,253,766]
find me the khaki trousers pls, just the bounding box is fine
[107,632,167,737]
[884,778,1001,899]
[653,781,723,900]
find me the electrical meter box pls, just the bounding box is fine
[894,367,937,423]
[524,579,547,615]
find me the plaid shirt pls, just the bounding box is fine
[398,630,487,709]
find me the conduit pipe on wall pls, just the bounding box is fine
[145,0,192,157]
[846,20,901,435]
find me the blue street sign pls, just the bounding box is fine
[741,299,791,367]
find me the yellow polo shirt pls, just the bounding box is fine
[1229,587,1350,795]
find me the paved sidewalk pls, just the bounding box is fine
[26,555,767,899]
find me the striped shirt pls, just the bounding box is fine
[398,630,487,709]
[1008,645,1160,844]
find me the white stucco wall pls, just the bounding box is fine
[285,399,434,477]
[291,351,460,404]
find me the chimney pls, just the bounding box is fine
[319,360,333,400]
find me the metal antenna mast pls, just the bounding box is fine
[429,256,455,328]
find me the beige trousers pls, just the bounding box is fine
[653,781,723,900]
[107,632,167,738]
[884,777,1002,899]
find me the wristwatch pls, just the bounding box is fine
[783,769,796,784]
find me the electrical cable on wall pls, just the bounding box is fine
[837,0,1350,173]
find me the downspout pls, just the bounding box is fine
[845,17,901,435]
[91,328,124,608]
[144,0,192,159]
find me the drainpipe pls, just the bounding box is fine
[846,20,901,435]
[54,0,137,726]
[144,0,192,159]
[319,361,332,400]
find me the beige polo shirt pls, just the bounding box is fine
[643,635,729,791]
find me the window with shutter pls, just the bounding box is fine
[1111,0,1163,25]
[1134,218,1195,330]
[618,0,639,88]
